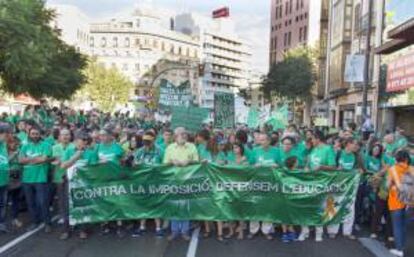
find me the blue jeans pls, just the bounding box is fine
[0,186,7,224]
[23,183,50,225]
[390,208,411,251]
[171,220,190,236]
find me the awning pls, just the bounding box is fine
[376,17,414,55]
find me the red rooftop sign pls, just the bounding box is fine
[212,7,230,19]
[387,51,414,92]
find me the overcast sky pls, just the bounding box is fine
[48,0,270,73]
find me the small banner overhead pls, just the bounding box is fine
[214,92,235,129]
[247,107,259,129]
[170,106,209,132]
[69,163,360,226]
[158,79,192,109]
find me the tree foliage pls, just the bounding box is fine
[82,60,134,113]
[264,46,317,101]
[0,0,86,99]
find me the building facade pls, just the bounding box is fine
[175,12,252,109]
[324,0,384,128]
[89,7,201,99]
[269,0,329,125]
[375,0,414,136]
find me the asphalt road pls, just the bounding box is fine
[0,223,379,257]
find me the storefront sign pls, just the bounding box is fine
[387,52,414,92]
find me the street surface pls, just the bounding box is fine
[1,219,413,257]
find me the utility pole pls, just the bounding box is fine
[362,0,373,119]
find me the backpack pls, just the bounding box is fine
[391,167,414,205]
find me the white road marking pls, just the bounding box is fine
[0,215,59,255]
[358,237,394,257]
[186,227,200,257]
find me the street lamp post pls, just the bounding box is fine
[362,0,373,119]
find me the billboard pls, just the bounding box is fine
[386,52,414,92]
[212,7,230,19]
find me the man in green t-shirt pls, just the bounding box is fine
[51,128,75,240]
[249,133,279,240]
[19,126,53,232]
[0,124,10,233]
[59,132,97,240]
[300,130,336,243]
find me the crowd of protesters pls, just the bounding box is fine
[0,101,412,257]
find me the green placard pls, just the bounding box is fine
[247,107,259,128]
[170,106,209,132]
[214,92,235,129]
[158,79,192,109]
[69,163,360,226]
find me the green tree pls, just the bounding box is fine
[264,46,317,101]
[0,0,86,99]
[82,60,133,112]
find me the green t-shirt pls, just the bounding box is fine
[197,143,213,162]
[364,155,382,173]
[0,142,9,187]
[244,145,255,165]
[278,148,304,168]
[338,150,356,171]
[215,151,228,164]
[134,146,162,165]
[96,142,124,165]
[62,147,98,168]
[19,140,52,183]
[252,146,280,166]
[308,144,336,171]
[17,131,28,146]
[52,143,76,183]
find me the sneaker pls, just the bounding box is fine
[328,233,336,239]
[131,228,142,238]
[100,225,110,236]
[44,225,52,234]
[182,234,191,241]
[79,231,88,240]
[315,234,323,242]
[389,249,404,257]
[26,223,38,232]
[247,233,255,240]
[12,219,23,228]
[0,223,9,233]
[116,228,126,238]
[281,233,290,243]
[155,229,165,238]
[288,232,297,241]
[370,233,377,239]
[167,234,178,241]
[297,232,309,242]
[344,234,356,240]
[59,232,70,240]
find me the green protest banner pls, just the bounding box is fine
[158,79,192,109]
[69,163,360,226]
[267,104,289,130]
[214,92,235,129]
[170,106,209,132]
[247,107,259,128]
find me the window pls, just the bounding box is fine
[178,46,182,55]
[125,37,130,47]
[90,37,94,47]
[135,63,140,71]
[161,41,165,51]
[101,37,107,47]
[301,0,304,8]
[122,63,128,71]
[170,44,174,54]
[303,26,307,41]
[112,37,118,47]
[289,0,293,13]
[354,4,361,35]
[135,38,140,46]
[284,33,287,47]
[299,27,303,41]
[296,0,299,10]
[288,31,291,46]
[285,2,288,15]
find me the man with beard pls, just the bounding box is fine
[19,126,53,232]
